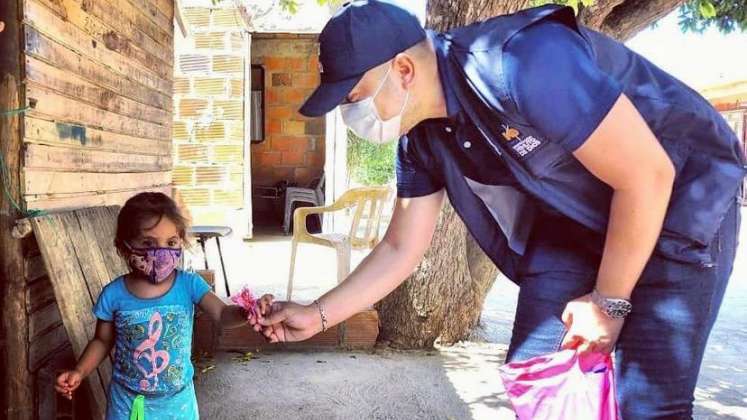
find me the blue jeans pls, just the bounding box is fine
[507,200,741,419]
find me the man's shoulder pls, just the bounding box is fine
[445,4,577,51]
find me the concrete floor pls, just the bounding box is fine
[192,209,747,419]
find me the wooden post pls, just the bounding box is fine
[0,0,33,418]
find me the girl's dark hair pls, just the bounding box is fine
[115,192,188,254]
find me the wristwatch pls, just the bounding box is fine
[591,288,632,319]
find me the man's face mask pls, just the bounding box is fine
[125,242,182,284]
[340,63,409,145]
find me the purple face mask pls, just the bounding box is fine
[125,243,182,284]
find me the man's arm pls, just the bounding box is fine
[574,93,675,299]
[320,189,445,327]
[258,189,445,341]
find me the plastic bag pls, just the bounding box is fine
[499,350,619,420]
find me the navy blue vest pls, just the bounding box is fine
[436,5,747,265]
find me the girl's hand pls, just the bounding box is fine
[55,369,83,400]
[251,301,321,343]
[561,293,625,354]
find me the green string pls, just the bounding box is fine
[0,106,30,116]
[129,394,145,420]
[1,107,46,218]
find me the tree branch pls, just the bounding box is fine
[577,0,627,29]
[600,0,685,40]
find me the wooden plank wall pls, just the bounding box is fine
[20,0,174,211]
[14,0,175,418]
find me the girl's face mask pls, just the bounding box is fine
[125,242,182,284]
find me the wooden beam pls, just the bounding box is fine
[0,65,34,420]
[26,83,171,141]
[24,26,172,111]
[23,0,172,95]
[24,144,172,173]
[23,169,172,195]
[24,117,171,157]
[27,186,171,211]
[25,56,170,126]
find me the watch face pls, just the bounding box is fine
[605,299,632,318]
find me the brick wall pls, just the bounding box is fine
[251,33,326,189]
[173,5,249,229]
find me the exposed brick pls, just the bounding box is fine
[291,41,318,56]
[305,119,324,136]
[178,144,208,162]
[272,136,306,152]
[283,89,308,105]
[273,167,294,181]
[229,79,244,97]
[282,149,305,166]
[195,166,226,185]
[294,168,313,185]
[213,190,243,207]
[308,150,325,170]
[173,166,194,186]
[214,100,243,120]
[213,55,243,74]
[195,122,225,142]
[283,120,305,136]
[293,72,318,89]
[267,105,293,121]
[267,120,282,134]
[272,73,292,87]
[194,32,225,49]
[183,8,210,28]
[179,55,209,74]
[265,89,281,105]
[179,99,208,118]
[213,144,243,163]
[257,151,282,166]
[307,137,317,152]
[263,57,286,72]
[173,121,189,140]
[194,78,227,96]
[286,57,307,72]
[179,188,210,206]
[173,77,190,95]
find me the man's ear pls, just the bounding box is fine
[393,53,416,89]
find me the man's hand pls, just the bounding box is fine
[55,369,84,400]
[560,293,625,355]
[249,300,321,343]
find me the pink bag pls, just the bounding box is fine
[499,350,620,420]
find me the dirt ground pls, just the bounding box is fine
[194,343,516,420]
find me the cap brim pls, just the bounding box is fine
[299,75,363,118]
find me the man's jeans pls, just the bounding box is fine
[507,200,741,419]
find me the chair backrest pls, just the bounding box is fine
[335,186,391,249]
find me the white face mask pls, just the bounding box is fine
[340,64,409,145]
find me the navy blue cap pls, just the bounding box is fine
[299,1,426,117]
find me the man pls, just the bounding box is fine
[253,1,746,417]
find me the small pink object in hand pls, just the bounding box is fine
[499,349,619,420]
[230,286,259,320]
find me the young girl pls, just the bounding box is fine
[55,192,270,419]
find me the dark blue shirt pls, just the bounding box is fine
[396,6,746,271]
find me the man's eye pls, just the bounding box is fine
[168,240,179,247]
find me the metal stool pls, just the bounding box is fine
[189,226,232,296]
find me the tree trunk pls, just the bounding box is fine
[376,0,684,349]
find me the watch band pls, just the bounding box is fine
[591,288,632,319]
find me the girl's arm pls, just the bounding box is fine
[75,320,115,376]
[56,320,115,399]
[198,292,247,329]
